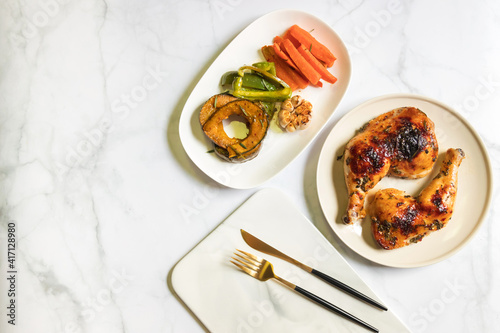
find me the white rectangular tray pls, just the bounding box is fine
[171,188,411,332]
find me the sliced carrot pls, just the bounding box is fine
[287,24,336,67]
[261,46,297,90]
[274,35,300,67]
[282,39,321,85]
[298,44,337,84]
[272,42,299,71]
[288,69,309,90]
[269,44,310,89]
[283,30,301,48]
[273,35,284,44]
[311,80,323,88]
[261,46,308,90]
[273,41,315,88]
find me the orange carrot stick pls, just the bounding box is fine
[283,30,301,48]
[287,24,336,67]
[261,46,308,90]
[282,39,321,85]
[272,42,299,71]
[273,35,284,44]
[298,44,337,84]
[311,80,323,88]
[261,46,298,91]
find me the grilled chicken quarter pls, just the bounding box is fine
[343,107,439,224]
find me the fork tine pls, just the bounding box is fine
[230,260,258,278]
[236,249,261,262]
[235,250,263,268]
[232,250,378,332]
[234,252,260,268]
[231,256,259,272]
[230,259,247,271]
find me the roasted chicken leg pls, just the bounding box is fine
[343,107,438,224]
[370,148,465,250]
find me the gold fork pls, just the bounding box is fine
[231,249,378,333]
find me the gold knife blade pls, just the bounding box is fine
[240,229,313,272]
[240,229,388,311]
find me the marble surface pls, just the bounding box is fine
[0,1,499,332]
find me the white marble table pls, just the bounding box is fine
[1,1,499,332]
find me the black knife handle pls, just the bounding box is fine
[294,285,378,332]
[311,269,388,311]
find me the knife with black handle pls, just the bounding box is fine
[240,229,388,311]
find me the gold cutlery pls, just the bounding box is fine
[231,249,378,333]
[240,229,387,311]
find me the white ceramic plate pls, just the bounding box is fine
[316,94,493,268]
[171,188,411,332]
[179,9,351,189]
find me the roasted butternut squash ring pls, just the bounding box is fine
[213,143,262,163]
[202,99,268,158]
[199,93,239,126]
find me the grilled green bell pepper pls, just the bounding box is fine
[220,71,278,91]
[251,61,276,76]
[230,65,292,102]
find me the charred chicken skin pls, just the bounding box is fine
[370,148,465,250]
[343,107,438,224]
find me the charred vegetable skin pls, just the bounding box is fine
[213,142,262,163]
[221,72,277,92]
[203,64,290,163]
[203,100,268,156]
[199,93,239,126]
[220,62,278,92]
[200,96,269,162]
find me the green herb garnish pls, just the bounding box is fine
[239,105,249,117]
[261,78,273,91]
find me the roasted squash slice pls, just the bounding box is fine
[213,143,262,163]
[202,99,268,159]
[199,93,239,126]
[200,94,261,162]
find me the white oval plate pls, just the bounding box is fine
[316,94,493,268]
[179,9,351,189]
